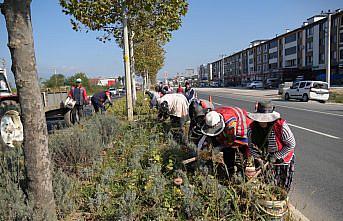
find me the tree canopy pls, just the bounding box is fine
[43,74,66,88]
[59,0,188,44]
[134,36,165,82]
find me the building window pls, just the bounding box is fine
[269,51,278,59]
[285,33,297,44]
[257,55,261,63]
[263,64,268,72]
[249,49,254,55]
[333,51,337,60]
[249,58,253,64]
[307,41,313,50]
[285,59,296,67]
[269,63,278,69]
[264,44,268,52]
[285,46,297,56]
[339,33,343,43]
[340,49,343,60]
[257,65,262,72]
[269,40,278,48]
[306,27,314,37]
[263,54,268,61]
[307,55,313,65]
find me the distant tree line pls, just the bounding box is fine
[43,72,124,94]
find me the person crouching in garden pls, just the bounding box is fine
[91,90,113,113]
[188,99,214,144]
[157,93,189,144]
[201,106,252,176]
[247,100,295,192]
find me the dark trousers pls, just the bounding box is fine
[72,104,83,124]
[91,97,105,113]
[170,115,188,145]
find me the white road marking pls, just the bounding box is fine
[213,102,222,106]
[276,104,343,117]
[203,94,343,118]
[288,123,340,139]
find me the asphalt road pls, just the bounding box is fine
[197,89,343,221]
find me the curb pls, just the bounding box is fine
[289,204,310,221]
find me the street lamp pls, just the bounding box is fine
[219,54,226,87]
[323,11,332,88]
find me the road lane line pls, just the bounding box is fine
[288,123,340,139]
[276,104,343,117]
[199,93,343,118]
[213,102,222,106]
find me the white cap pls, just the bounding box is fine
[205,111,221,127]
[76,78,82,83]
[201,111,225,136]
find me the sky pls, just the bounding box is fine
[0,0,342,81]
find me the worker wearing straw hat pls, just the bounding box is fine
[247,100,295,192]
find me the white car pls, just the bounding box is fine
[284,81,329,103]
[247,81,263,89]
[109,88,117,96]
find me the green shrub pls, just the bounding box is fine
[0,148,33,220]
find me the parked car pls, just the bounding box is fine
[247,81,263,89]
[278,82,293,95]
[109,88,117,96]
[210,81,219,87]
[264,78,280,89]
[284,81,329,103]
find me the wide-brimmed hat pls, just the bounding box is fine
[201,111,225,136]
[247,100,280,122]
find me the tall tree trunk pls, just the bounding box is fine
[1,1,57,220]
[146,71,150,89]
[129,31,136,105]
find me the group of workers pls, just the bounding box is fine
[67,78,112,123]
[147,82,295,192]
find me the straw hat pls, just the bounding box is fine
[247,100,280,122]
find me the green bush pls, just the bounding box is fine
[0,148,33,220]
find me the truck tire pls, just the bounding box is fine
[64,109,73,127]
[0,100,23,150]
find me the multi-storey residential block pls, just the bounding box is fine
[200,9,343,86]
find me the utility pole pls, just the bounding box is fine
[129,31,137,105]
[219,54,226,87]
[123,5,133,121]
[326,13,331,88]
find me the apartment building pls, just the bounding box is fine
[200,9,343,86]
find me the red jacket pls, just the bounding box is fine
[68,86,88,104]
[215,106,252,146]
[177,86,184,93]
[249,119,295,163]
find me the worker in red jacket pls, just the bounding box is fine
[176,84,184,94]
[68,78,88,123]
[91,90,112,113]
[201,106,252,175]
[247,100,295,192]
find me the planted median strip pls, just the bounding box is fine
[1,95,296,220]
